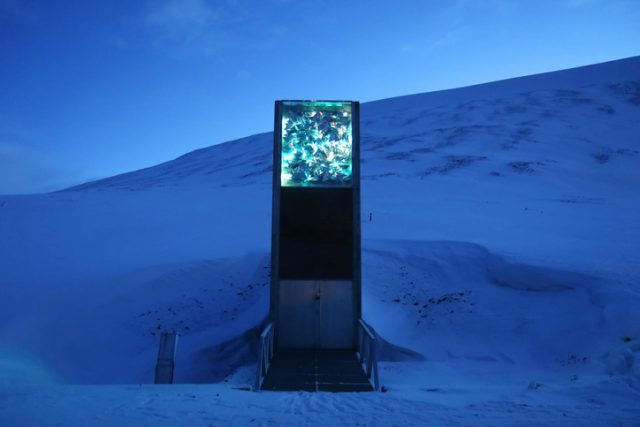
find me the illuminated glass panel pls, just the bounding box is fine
[281,101,353,187]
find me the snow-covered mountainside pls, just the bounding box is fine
[1,57,639,426]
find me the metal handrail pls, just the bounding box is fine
[357,319,380,391]
[255,322,275,391]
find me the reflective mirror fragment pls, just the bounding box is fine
[281,101,353,187]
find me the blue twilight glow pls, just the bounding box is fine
[0,1,638,193]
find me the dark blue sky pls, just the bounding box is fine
[1,0,638,194]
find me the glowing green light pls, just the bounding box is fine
[280,101,353,187]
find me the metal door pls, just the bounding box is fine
[278,280,354,349]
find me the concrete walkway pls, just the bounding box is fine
[261,349,373,392]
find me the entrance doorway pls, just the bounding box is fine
[278,280,354,349]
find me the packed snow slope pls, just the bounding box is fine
[1,57,640,425]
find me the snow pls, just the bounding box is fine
[2,378,638,427]
[1,56,640,425]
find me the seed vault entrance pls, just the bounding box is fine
[270,100,361,350]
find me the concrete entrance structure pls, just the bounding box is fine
[257,101,376,391]
[270,100,361,350]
